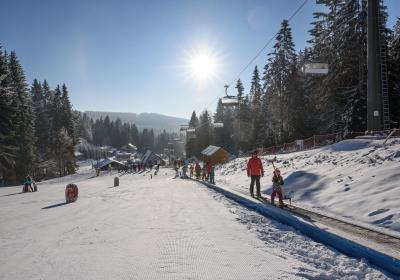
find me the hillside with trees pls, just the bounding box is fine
[185,1,400,157]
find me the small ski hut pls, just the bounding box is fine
[201,145,230,165]
[141,150,166,166]
[95,158,127,171]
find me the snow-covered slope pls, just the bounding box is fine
[0,168,391,279]
[216,138,400,232]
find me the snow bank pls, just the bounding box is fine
[215,138,400,232]
[196,180,400,276]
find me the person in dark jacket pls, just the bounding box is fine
[209,165,215,184]
[247,151,264,197]
[195,163,201,179]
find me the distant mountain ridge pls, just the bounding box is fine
[84,111,188,133]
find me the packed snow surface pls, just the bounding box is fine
[0,167,392,279]
[217,138,400,233]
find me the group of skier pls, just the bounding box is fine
[247,150,284,207]
[175,161,215,184]
[177,150,284,207]
[190,161,215,184]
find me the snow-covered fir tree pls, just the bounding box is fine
[185,111,199,157]
[8,51,36,183]
[0,46,17,183]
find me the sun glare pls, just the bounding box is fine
[185,49,220,85]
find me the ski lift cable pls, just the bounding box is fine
[184,0,309,134]
[227,0,309,88]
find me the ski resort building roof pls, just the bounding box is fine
[201,145,230,164]
[141,150,165,166]
[95,158,127,170]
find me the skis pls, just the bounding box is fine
[252,195,287,208]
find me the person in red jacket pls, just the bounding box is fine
[247,150,264,197]
[206,161,212,181]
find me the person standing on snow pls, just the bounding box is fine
[201,164,207,181]
[209,164,215,184]
[195,163,201,179]
[271,169,284,207]
[189,164,194,178]
[24,175,33,192]
[247,150,264,197]
[206,161,212,181]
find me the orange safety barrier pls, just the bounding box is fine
[241,128,399,158]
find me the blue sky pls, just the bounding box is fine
[1,0,399,119]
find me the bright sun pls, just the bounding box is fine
[186,50,219,84]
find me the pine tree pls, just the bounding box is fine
[306,0,370,134]
[249,66,263,146]
[263,20,297,144]
[31,79,49,176]
[61,84,77,144]
[185,111,199,157]
[197,110,213,153]
[130,123,139,146]
[0,46,17,183]
[54,128,74,176]
[233,79,252,151]
[77,112,92,142]
[8,51,36,183]
[50,84,76,175]
[249,66,262,114]
[254,75,274,148]
[155,130,169,153]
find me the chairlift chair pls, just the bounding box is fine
[213,122,224,128]
[301,62,329,75]
[186,128,196,139]
[221,84,241,107]
[221,96,240,106]
[180,125,189,131]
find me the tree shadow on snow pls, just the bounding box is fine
[42,202,68,209]
[262,171,321,201]
[0,192,24,197]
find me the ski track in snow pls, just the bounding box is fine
[0,168,393,279]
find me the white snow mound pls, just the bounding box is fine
[216,138,400,232]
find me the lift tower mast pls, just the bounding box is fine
[367,0,389,131]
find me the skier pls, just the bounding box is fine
[182,164,188,178]
[206,161,212,181]
[247,150,264,197]
[209,164,215,184]
[189,164,194,178]
[23,176,33,192]
[195,163,201,179]
[201,164,207,181]
[271,168,284,207]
